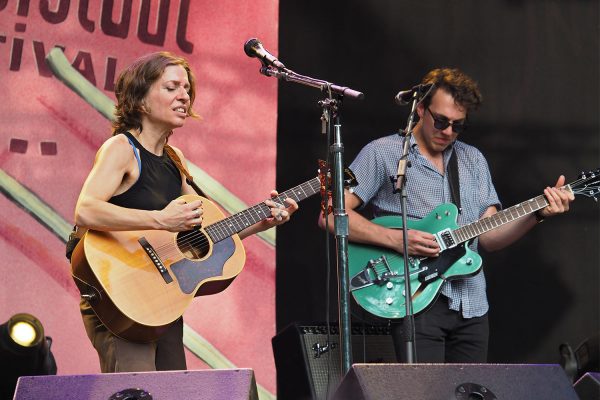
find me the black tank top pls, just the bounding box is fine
[109,132,182,210]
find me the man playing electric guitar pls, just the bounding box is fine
[318,68,574,363]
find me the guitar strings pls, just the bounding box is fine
[151,175,581,262]
[172,173,595,256]
[152,177,321,254]
[367,197,551,279]
[138,176,329,262]
[456,194,548,241]
[151,229,214,260]
[149,178,323,258]
[149,201,280,260]
[155,193,542,261]
[151,202,269,247]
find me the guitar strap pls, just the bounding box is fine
[447,147,462,214]
[164,144,207,198]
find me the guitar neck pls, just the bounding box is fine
[451,184,573,244]
[205,177,322,243]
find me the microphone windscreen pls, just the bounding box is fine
[244,38,261,57]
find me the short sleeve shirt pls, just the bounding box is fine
[349,133,501,317]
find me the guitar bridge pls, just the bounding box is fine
[350,255,397,291]
[139,237,173,284]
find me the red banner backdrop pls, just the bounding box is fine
[0,0,279,396]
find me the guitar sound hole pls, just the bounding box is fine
[176,229,210,260]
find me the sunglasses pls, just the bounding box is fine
[426,107,467,134]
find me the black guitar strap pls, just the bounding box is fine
[447,148,462,214]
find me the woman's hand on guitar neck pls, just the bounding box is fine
[239,190,299,239]
[153,198,204,232]
[263,190,299,227]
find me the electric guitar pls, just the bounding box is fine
[348,169,600,320]
[71,164,357,342]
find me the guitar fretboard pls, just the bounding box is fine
[452,185,572,244]
[205,177,322,243]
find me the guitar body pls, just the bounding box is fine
[71,194,245,342]
[348,203,482,320]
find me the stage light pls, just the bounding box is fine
[9,315,42,347]
[0,313,57,399]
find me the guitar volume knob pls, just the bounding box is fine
[386,282,394,290]
[386,297,394,305]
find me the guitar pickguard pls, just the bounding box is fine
[170,237,235,294]
[418,244,467,284]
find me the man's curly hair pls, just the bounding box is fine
[421,68,482,113]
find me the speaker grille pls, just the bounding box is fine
[334,363,579,400]
[273,323,396,400]
[14,369,259,400]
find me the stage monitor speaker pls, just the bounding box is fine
[333,363,579,400]
[13,369,258,400]
[272,323,396,400]
[574,372,600,400]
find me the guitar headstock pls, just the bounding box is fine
[318,160,333,217]
[317,160,358,190]
[318,160,359,217]
[570,168,600,201]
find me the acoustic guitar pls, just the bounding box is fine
[71,164,356,342]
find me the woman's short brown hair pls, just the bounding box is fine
[112,51,200,135]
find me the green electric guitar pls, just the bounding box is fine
[348,169,600,320]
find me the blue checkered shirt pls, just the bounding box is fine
[349,133,501,318]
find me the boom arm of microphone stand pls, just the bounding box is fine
[260,67,364,100]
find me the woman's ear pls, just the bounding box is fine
[140,101,150,114]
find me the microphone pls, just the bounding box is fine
[394,83,434,105]
[244,38,286,70]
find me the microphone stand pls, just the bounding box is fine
[390,89,427,363]
[261,65,363,376]
[261,67,364,100]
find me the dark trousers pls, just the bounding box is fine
[80,300,187,372]
[391,296,489,363]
